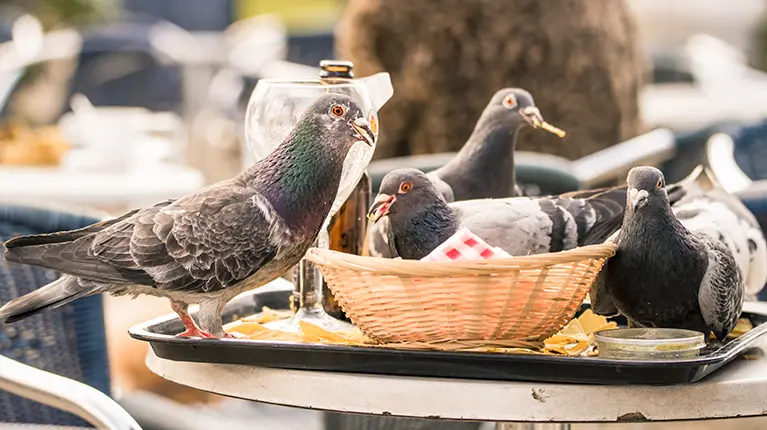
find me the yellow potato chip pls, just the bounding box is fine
[728,318,753,339]
[226,321,270,336]
[242,306,294,324]
[565,340,592,356]
[545,334,579,345]
[577,309,618,334]
[299,321,359,344]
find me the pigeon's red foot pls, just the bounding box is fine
[177,327,217,339]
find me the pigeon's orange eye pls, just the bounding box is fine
[399,182,412,193]
[331,105,345,117]
[502,94,517,109]
[656,178,664,189]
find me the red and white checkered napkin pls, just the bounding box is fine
[420,228,512,262]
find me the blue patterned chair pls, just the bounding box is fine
[0,202,139,428]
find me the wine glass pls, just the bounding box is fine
[243,78,388,332]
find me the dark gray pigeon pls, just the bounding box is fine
[590,166,747,341]
[369,88,565,258]
[0,93,375,338]
[366,168,629,260]
[431,88,565,202]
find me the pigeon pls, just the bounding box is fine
[0,93,376,338]
[368,88,565,258]
[366,168,631,260]
[589,166,758,340]
[430,88,565,202]
[672,166,767,300]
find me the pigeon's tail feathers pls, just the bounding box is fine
[3,238,75,268]
[666,183,688,206]
[5,230,88,251]
[573,187,628,246]
[3,209,142,252]
[0,276,96,323]
[679,165,705,186]
[4,236,152,285]
[560,186,620,200]
[675,165,720,197]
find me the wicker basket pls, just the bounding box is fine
[304,243,616,346]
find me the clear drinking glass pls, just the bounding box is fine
[243,76,391,332]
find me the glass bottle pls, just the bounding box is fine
[324,171,371,320]
[287,60,373,323]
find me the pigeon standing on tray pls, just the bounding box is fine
[0,93,376,338]
[366,168,640,260]
[589,166,761,340]
[369,88,566,258]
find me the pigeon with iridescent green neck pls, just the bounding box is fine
[0,93,375,338]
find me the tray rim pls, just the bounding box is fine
[129,291,767,370]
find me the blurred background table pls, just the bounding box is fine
[144,321,767,430]
[0,164,204,209]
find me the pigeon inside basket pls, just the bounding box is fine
[304,243,617,348]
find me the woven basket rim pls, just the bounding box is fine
[305,242,616,276]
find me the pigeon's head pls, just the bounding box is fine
[484,88,566,138]
[302,93,376,148]
[367,168,442,223]
[626,166,668,212]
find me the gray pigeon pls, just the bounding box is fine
[367,168,628,260]
[669,166,767,300]
[590,166,748,341]
[369,88,565,258]
[0,93,375,338]
[431,88,565,202]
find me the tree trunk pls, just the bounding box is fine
[336,0,647,160]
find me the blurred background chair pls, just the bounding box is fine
[0,202,121,427]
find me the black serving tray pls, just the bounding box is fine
[130,282,767,386]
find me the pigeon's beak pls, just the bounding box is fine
[629,187,649,211]
[520,107,566,138]
[351,117,376,147]
[367,193,396,222]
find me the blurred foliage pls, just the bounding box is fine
[0,0,110,29]
[234,0,342,32]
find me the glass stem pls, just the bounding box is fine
[298,217,331,310]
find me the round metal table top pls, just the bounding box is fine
[145,336,767,423]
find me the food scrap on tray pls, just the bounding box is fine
[224,306,617,357]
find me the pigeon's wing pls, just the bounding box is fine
[455,191,624,256]
[589,231,621,316]
[546,187,627,247]
[100,185,294,293]
[676,193,767,298]
[367,218,396,258]
[5,184,292,293]
[590,266,620,316]
[696,232,744,340]
[425,172,455,202]
[454,198,566,256]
